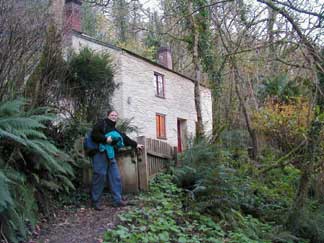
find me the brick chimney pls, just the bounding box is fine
[64,0,82,33]
[50,0,65,29]
[157,47,172,70]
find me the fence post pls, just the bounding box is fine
[137,136,149,191]
[173,146,180,167]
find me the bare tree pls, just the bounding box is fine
[187,0,204,137]
[208,1,265,157]
[84,0,111,7]
[255,0,324,226]
[0,0,50,100]
[257,0,323,71]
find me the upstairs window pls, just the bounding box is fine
[156,113,166,139]
[154,72,165,98]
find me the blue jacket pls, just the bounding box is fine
[99,131,124,159]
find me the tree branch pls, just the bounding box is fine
[84,0,111,7]
[162,0,234,37]
[270,0,324,19]
[257,0,323,73]
[259,140,307,174]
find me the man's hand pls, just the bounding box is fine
[106,136,112,144]
[137,144,144,150]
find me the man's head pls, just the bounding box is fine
[107,110,118,122]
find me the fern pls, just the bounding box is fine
[0,128,28,145]
[0,99,75,243]
[15,129,47,139]
[0,168,36,243]
[0,99,24,115]
[117,117,140,134]
[0,171,13,213]
[0,117,45,129]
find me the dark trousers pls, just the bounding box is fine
[91,152,122,205]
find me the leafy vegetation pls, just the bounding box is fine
[103,173,303,243]
[104,174,225,243]
[170,136,324,243]
[0,1,323,242]
[0,100,74,243]
[66,47,116,122]
[253,97,311,151]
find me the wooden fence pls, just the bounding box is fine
[81,136,177,192]
[137,136,177,190]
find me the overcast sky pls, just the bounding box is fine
[139,0,161,11]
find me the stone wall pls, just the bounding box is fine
[71,34,213,147]
[118,51,195,146]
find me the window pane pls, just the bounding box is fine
[160,116,165,137]
[155,73,164,97]
[158,78,163,96]
[156,114,160,137]
[156,114,166,139]
[153,74,157,92]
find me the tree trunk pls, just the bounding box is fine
[267,6,278,73]
[294,169,311,209]
[188,0,204,138]
[287,119,322,230]
[257,0,324,228]
[232,61,259,160]
[234,78,259,160]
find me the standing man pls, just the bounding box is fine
[91,110,144,210]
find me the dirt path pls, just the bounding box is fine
[30,199,128,243]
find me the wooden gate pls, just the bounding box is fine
[81,136,177,192]
[137,136,177,190]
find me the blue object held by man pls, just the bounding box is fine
[99,131,125,159]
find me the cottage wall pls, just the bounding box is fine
[118,51,211,146]
[71,34,212,147]
[200,86,213,136]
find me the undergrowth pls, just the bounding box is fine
[103,173,286,243]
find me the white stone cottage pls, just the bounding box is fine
[62,0,212,151]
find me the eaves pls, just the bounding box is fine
[72,31,209,88]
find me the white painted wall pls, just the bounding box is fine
[118,51,198,146]
[71,34,213,147]
[200,86,213,136]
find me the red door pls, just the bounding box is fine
[177,119,182,152]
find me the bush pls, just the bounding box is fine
[0,99,74,243]
[253,97,311,151]
[174,138,246,216]
[103,173,226,243]
[288,205,324,243]
[66,47,116,122]
[172,138,309,242]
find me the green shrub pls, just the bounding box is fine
[288,206,324,243]
[103,172,299,243]
[172,138,310,242]
[0,99,74,243]
[103,173,226,243]
[66,47,116,122]
[174,138,245,215]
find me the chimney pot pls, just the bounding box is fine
[157,47,172,70]
[64,0,82,33]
